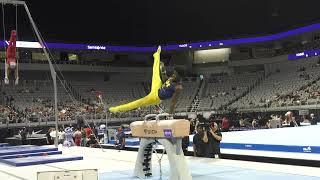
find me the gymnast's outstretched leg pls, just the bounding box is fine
[109,46,162,113]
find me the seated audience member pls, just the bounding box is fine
[192,126,208,157]
[73,128,82,146]
[221,117,229,132]
[239,118,245,127]
[115,127,126,150]
[283,111,298,127]
[302,115,311,124]
[86,134,98,148]
[310,114,319,125]
[252,119,258,128]
[207,122,222,158]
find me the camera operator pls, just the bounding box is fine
[192,125,208,157]
[207,122,222,158]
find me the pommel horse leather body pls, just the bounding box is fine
[130,119,190,138]
[131,114,192,180]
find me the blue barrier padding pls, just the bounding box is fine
[0,143,9,147]
[113,137,320,154]
[220,143,320,154]
[0,146,58,156]
[0,151,62,159]
[109,138,140,146]
[0,155,83,167]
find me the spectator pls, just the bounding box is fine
[221,117,229,132]
[86,134,98,148]
[46,128,54,145]
[58,127,65,144]
[302,115,311,124]
[207,122,222,158]
[20,127,28,145]
[192,126,208,157]
[310,114,319,125]
[252,119,258,128]
[81,127,87,146]
[84,125,93,139]
[73,128,82,146]
[239,118,245,127]
[182,135,190,155]
[115,127,126,150]
[283,111,298,127]
[97,124,106,143]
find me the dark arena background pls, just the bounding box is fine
[0,0,319,180]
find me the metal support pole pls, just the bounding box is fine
[22,1,59,147]
[105,111,108,143]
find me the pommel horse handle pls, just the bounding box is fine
[156,113,170,121]
[144,114,157,122]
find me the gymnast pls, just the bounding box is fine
[4,30,19,85]
[109,46,183,114]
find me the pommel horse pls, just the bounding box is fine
[130,113,192,180]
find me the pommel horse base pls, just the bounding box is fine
[130,113,192,180]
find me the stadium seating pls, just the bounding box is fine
[231,57,320,110]
[198,72,264,111]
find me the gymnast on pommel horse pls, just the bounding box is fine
[109,46,184,115]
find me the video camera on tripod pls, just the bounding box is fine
[196,114,213,131]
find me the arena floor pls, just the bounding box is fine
[0,146,319,180]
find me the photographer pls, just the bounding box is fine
[207,122,222,158]
[192,125,208,157]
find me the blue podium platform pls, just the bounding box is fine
[0,145,35,150]
[0,154,83,167]
[0,151,62,159]
[0,146,58,156]
[0,145,83,166]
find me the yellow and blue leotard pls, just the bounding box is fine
[109,49,164,113]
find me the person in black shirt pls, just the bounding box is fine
[182,135,190,155]
[193,126,208,157]
[46,128,54,145]
[20,127,27,145]
[86,134,98,148]
[310,114,319,125]
[207,122,222,158]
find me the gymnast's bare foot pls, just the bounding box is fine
[157,46,161,53]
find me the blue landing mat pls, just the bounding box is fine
[0,154,83,167]
[0,143,9,147]
[0,146,58,156]
[0,151,62,159]
[99,162,320,180]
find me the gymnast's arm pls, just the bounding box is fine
[169,84,183,114]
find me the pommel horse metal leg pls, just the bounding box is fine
[132,114,192,180]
